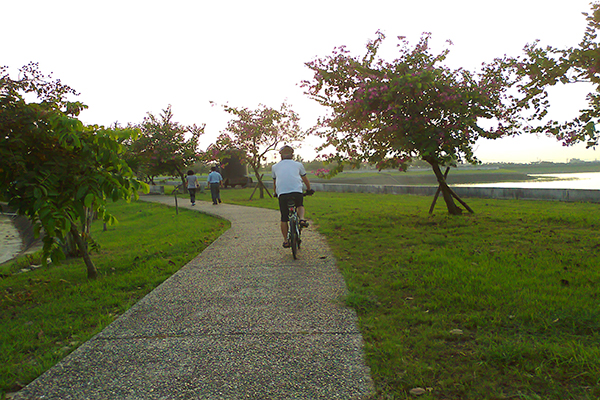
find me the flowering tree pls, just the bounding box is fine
[0,63,147,279]
[207,102,304,199]
[303,32,522,214]
[135,105,204,188]
[518,4,600,148]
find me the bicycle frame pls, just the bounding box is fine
[280,190,313,259]
[287,199,301,260]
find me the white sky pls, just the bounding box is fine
[3,0,598,163]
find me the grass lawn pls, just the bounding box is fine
[223,188,600,400]
[2,188,599,399]
[0,200,229,398]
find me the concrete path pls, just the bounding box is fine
[14,196,373,399]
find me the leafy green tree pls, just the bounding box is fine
[0,63,147,279]
[303,32,522,214]
[135,105,204,187]
[518,3,600,148]
[207,102,305,199]
[114,122,148,181]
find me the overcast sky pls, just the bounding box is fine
[3,0,598,163]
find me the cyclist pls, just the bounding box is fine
[272,145,313,248]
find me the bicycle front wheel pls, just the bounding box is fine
[289,219,298,260]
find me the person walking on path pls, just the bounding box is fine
[207,166,223,205]
[186,170,199,206]
[272,145,313,248]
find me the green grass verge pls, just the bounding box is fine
[0,200,229,397]
[223,188,600,400]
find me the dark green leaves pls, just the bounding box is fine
[1,63,146,270]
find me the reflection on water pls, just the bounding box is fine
[454,172,600,190]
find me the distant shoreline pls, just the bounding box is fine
[308,162,600,187]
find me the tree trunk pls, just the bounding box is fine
[180,172,188,194]
[63,208,96,257]
[424,157,463,215]
[62,232,78,257]
[70,224,98,280]
[84,207,96,236]
[253,166,264,199]
[429,167,450,214]
[251,165,271,199]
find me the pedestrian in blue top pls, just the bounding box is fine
[207,166,224,205]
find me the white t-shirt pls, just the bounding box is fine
[271,159,306,195]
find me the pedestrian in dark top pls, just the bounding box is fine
[186,170,199,206]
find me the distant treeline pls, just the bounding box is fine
[483,160,600,174]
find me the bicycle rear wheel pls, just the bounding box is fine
[289,219,298,259]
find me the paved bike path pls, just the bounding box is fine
[15,196,373,399]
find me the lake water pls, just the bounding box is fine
[455,172,600,190]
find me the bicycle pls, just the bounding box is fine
[285,190,314,260]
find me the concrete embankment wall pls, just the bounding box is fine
[0,204,41,253]
[304,183,600,203]
[451,186,600,203]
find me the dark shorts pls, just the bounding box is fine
[278,192,303,222]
